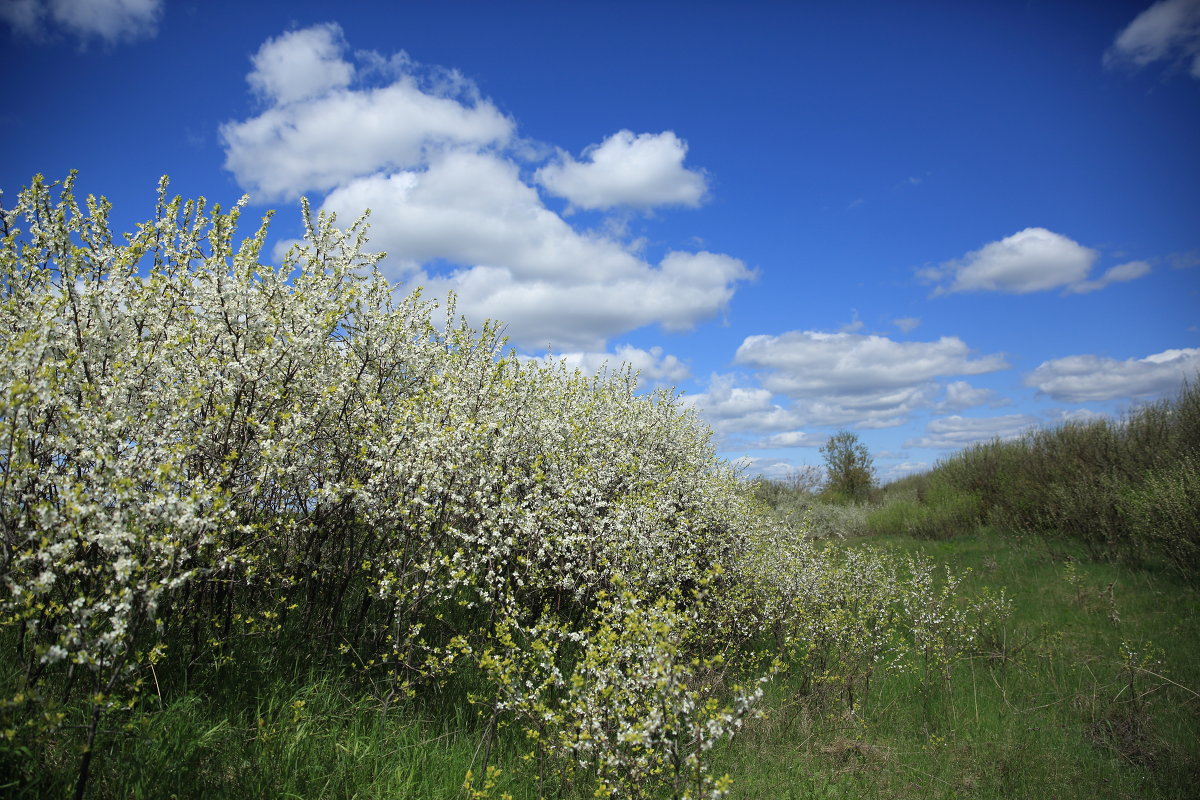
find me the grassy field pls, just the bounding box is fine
[718,528,1200,800]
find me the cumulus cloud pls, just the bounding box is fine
[685,374,803,435]
[893,316,921,333]
[416,251,748,352]
[405,247,748,352]
[1105,0,1200,79]
[246,23,354,106]
[922,228,1152,295]
[221,25,514,200]
[1025,347,1200,402]
[938,380,1008,412]
[734,331,1008,396]
[690,373,944,434]
[688,331,1011,434]
[319,151,642,281]
[1,0,161,43]
[751,430,822,448]
[535,130,707,210]
[922,228,1098,294]
[904,414,1038,449]
[315,151,749,351]
[222,83,512,200]
[796,384,942,429]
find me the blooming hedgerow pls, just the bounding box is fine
[0,174,1002,799]
[0,173,781,796]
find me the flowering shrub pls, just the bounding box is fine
[0,174,1009,798]
[0,174,784,796]
[892,557,974,697]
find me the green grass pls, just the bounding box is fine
[3,669,544,799]
[716,528,1200,800]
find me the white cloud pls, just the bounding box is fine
[221,26,514,200]
[690,373,942,434]
[1067,260,1152,294]
[535,130,707,210]
[734,331,1008,396]
[893,316,921,333]
[314,151,749,351]
[1105,0,1200,79]
[923,228,1152,295]
[685,374,803,435]
[1025,347,1200,402]
[751,430,822,449]
[938,380,1008,412]
[795,384,941,429]
[247,23,354,106]
[319,151,643,281]
[532,345,690,388]
[688,332,1009,435]
[1,0,160,43]
[924,227,1098,294]
[408,252,748,352]
[222,84,512,200]
[904,414,1038,449]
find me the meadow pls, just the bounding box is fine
[1,175,1196,798]
[718,528,1199,799]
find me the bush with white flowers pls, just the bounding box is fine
[0,174,1001,799]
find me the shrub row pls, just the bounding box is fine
[861,383,1199,573]
[865,481,982,540]
[0,174,767,797]
[0,175,1009,799]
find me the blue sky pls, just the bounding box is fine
[3,0,1198,482]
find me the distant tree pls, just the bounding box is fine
[820,430,875,503]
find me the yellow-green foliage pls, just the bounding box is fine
[462,583,763,799]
